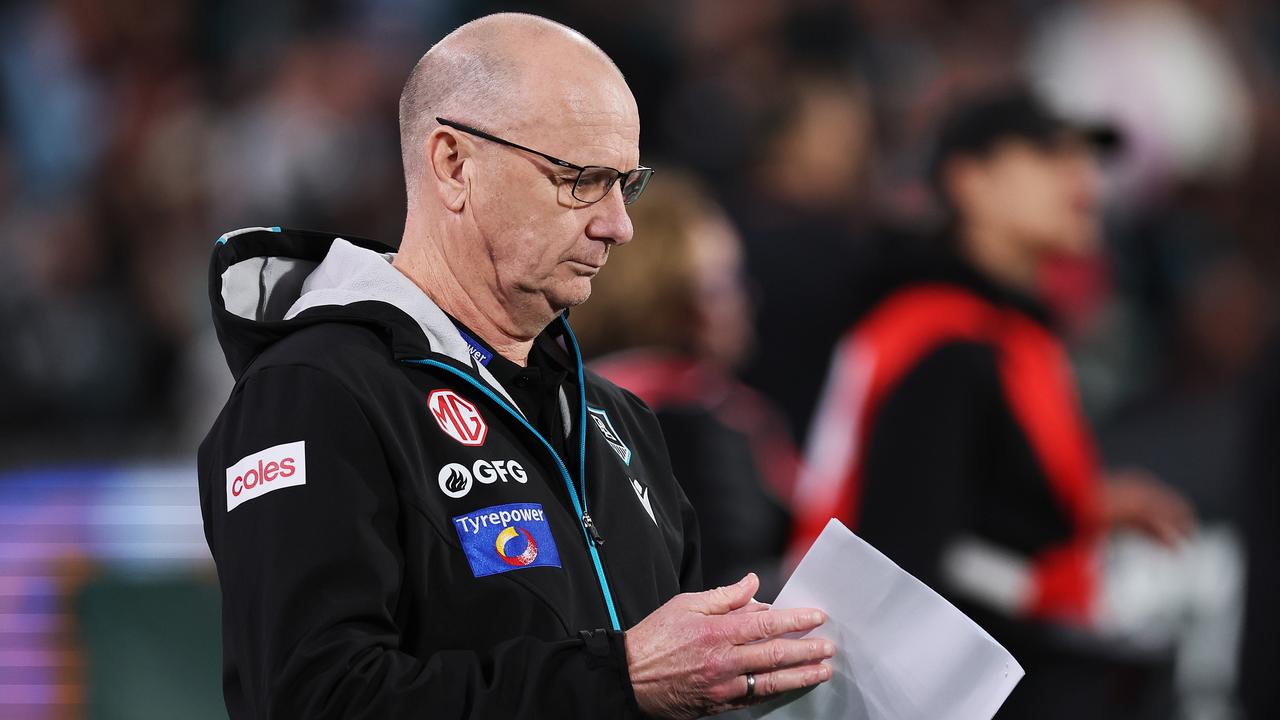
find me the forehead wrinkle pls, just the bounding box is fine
[532,87,639,168]
[542,123,639,170]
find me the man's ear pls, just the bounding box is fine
[428,127,470,212]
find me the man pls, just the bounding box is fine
[198,14,833,720]
[791,88,1194,717]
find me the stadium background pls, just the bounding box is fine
[0,0,1276,717]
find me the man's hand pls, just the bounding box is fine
[624,573,834,719]
[1103,469,1197,547]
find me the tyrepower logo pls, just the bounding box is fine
[428,390,488,446]
[225,440,307,511]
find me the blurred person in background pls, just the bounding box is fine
[725,69,876,444]
[791,87,1197,719]
[572,172,799,600]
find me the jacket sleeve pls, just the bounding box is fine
[198,364,640,720]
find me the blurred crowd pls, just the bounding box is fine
[2,0,1279,718]
[3,0,1278,462]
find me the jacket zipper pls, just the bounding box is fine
[402,349,623,632]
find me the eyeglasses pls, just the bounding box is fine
[436,117,653,205]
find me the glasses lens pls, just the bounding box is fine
[620,168,653,205]
[573,167,619,204]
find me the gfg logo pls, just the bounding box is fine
[438,459,528,499]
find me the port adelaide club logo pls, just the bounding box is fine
[587,406,631,465]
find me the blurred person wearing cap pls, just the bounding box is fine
[198,13,835,720]
[571,172,799,601]
[791,87,1196,718]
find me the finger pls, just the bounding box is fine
[694,573,760,616]
[728,606,826,644]
[1145,480,1197,533]
[727,600,771,616]
[711,662,833,710]
[751,662,834,698]
[1150,496,1196,543]
[731,637,836,674]
[1150,520,1182,548]
[1133,512,1175,546]
[1169,498,1197,533]
[1158,515,1194,544]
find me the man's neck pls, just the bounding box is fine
[393,231,545,367]
[958,223,1042,295]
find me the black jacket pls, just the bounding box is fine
[197,227,701,719]
[591,352,795,600]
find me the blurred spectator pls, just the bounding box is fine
[207,34,402,237]
[724,68,876,443]
[0,1,419,466]
[1095,245,1265,719]
[1029,0,1254,206]
[791,87,1196,718]
[660,0,792,181]
[572,171,798,599]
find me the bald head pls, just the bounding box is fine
[393,13,640,350]
[398,13,629,208]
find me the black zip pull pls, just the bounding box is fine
[581,513,605,546]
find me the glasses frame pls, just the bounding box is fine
[435,117,652,205]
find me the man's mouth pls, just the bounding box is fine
[567,259,604,272]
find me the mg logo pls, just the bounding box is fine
[428,390,488,446]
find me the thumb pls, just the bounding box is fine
[695,573,759,616]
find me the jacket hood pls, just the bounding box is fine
[209,226,519,405]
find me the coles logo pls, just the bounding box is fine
[438,459,528,499]
[225,440,307,511]
[428,390,488,446]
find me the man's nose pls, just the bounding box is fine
[585,184,634,246]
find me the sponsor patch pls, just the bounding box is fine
[455,327,493,367]
[629,476,658,526]
[428,390,488,446]
[226,441,306,511]
[438,459,528,499]
[452,502,561,577]
[587,406,631,465]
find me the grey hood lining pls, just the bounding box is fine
[221,257,317,323]
[220,237,525,413]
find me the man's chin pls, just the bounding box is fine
[562,288,592,309]
[545,281,593,313]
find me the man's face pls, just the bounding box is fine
[463,79,639,317]
[961,136,1103,257]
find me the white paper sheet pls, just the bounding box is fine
[749,519,1024,720]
